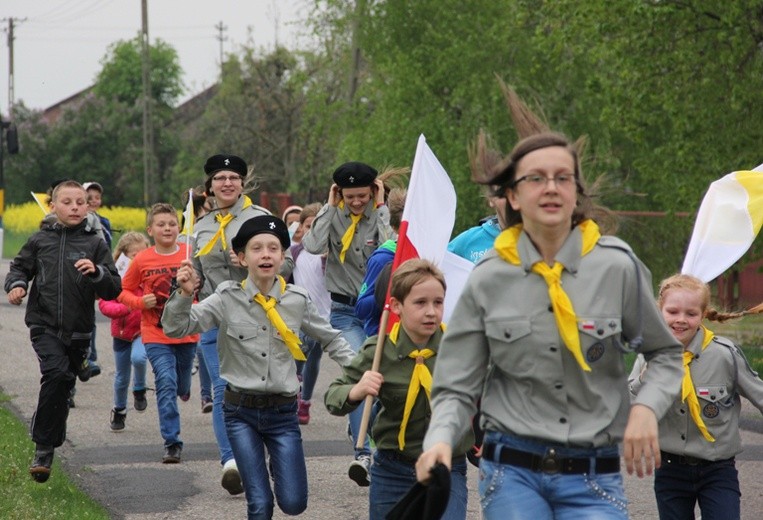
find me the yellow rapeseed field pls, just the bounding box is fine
[4,202,148,234]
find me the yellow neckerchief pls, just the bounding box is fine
[494,219,601,372]
[682,326,716,442]
[245,275,306,361]
[389,322,446,450]
[195,195,253,257]
[337,200,364,264]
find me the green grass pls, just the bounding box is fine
[2,229,28,260]
[0,396,109,520]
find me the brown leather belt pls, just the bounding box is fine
[482,443,620,474]
[224,389,296,409]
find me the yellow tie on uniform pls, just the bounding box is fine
[251,275,306,361]
[195,195,254,257]
[339,208,363,264]
[388,323,435,450]
[682,327,715,442]
[494,219,601,372]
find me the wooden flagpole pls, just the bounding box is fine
[355,305,391,449]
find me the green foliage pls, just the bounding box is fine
[0,401,109,519]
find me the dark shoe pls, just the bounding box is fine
[348,454,371,487]
[133,390,148,412]
[179,393,190,402]
[29,447,54,483]
[77,360,91,382]
[221,459,244,495]
[162,443,182,464]
[67,396,76,408]
[89,363,101,377]
[201,396,213,414]
[110,408,126,432]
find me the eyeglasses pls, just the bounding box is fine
[211,174,243,183]
[513,173,576,189]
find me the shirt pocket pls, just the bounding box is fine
[484,318,533,373]
[577,317,623,366]
[694,384,732,425]
[224,323,259,356]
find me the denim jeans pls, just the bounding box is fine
[223,399,308,520]
[654,456,740,519]
[479,431,628,520]
[144,342,195,447]
[295,333,323,402]
[197,347,211,401]
[88,323,98,364]
[199,328,234,465]
[330,301,371,456]
[370,450,468,520]
[112,337,147,409]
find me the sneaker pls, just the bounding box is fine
[162,443,182,464]
[201,396,213,414]
[29,446,55,483]
[221,459,244,495]
[348,454,371,487]
[297,400,311,425]
[110,408,127,432]
[67,388,76,408]
[179,393,190,402]
[77,360,91,382]
[89,362,102,378]
[133,390,148,412]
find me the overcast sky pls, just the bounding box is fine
[0,0,309,112]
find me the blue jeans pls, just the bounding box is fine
[330,301,370,456]
[112,337,147,409]
[479,431,628,520]
[144,342,195,447]
[295,333,323,402]
[223,399,307,520]
[200,328,234,465]
[370,450,468,520]
[654,456,740,519]
[88,323,98,364]
[197,347,211,401]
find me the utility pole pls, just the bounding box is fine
[140,0,154,206]
[3,17,27,117]
[215,21,227,77]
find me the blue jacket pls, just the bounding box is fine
[447,217,501,264]
[355,240,396,337]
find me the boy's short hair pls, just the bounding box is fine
[299,202,322,224]
[390,258,446,303]
[146,202,178,227]
[51,180,86,201]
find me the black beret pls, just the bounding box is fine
[232,215,290,253]
[385,462,451,520]
[204,154,248,177]
[332,161,378,188]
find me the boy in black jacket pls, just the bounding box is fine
[4,180,121,482]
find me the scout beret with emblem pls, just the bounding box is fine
[204,154,248,177]
[332,161,378,188]
[232,215,290,253]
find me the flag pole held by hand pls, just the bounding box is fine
[356,306,391,449]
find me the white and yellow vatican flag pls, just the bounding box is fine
[682,164,763,282]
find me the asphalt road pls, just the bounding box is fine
[2,258,763,519]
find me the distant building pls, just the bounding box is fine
[41,87,94,125]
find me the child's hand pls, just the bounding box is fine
[176,260,197,296]
[7,287,26,305]
[373,178,385,205]
[228,248,242,267]
[143,293,158,309]
[74,259,96,276]
[623,404,660,478]
[348,370,383,402]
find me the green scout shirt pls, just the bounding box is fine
[325,326,473,461]
[301,202,391,298]
[630,331,763,461]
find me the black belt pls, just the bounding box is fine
[224,389,296,409]
[660,451,728,467]
[330,292,357,306]
[378,449,466,466]
[482,443,620,475]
